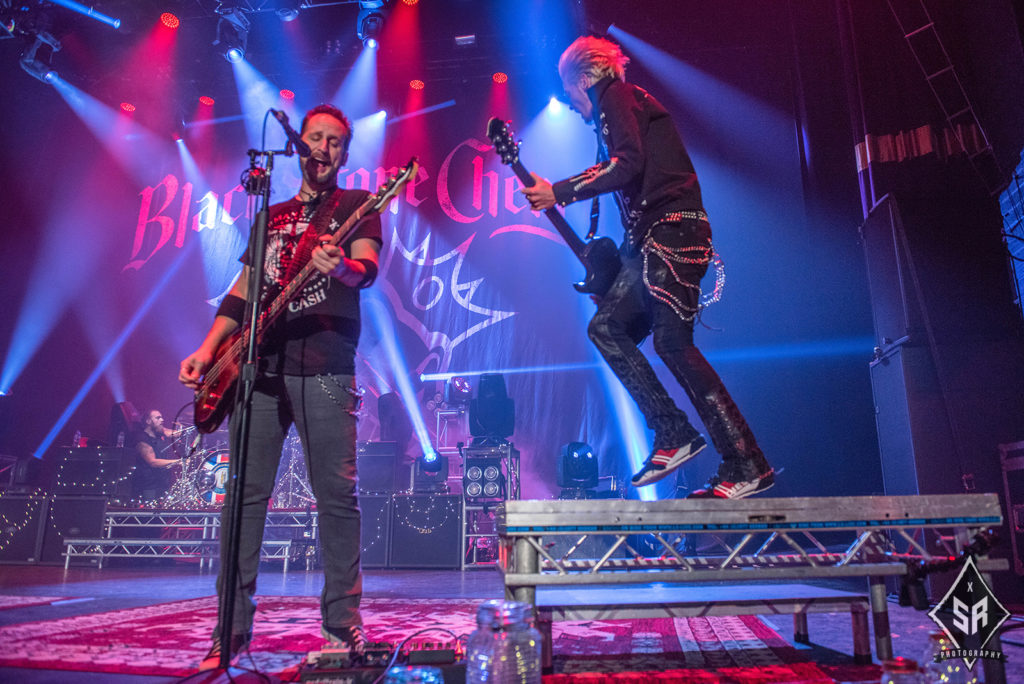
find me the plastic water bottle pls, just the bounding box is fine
[466,599,541,684]
[383,665,444,683]
[921,632,976,683]
[880,657,922,684]
[72,430,82,448]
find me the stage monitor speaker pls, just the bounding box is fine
[359,495,390,568]
[0,494,48,563]
[388,494,461,569]
[40,496,107,564]
[52,446,133,498]
[357,441,400,494]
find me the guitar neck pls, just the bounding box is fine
[509,159,588,259]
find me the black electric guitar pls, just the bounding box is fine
[193,158,419,434]
[486,117,621,296]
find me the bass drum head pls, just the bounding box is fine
[196,449,231,504]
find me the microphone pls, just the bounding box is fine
[270,108,311,157]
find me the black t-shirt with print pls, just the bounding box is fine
[244,189,383,376]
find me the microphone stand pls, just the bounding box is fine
[210,143,291,682]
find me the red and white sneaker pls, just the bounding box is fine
[687,469,775,499]
[631,435,707,487]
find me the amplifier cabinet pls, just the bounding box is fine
[359,495,390,568]
[0,494,48,563]
[52,446,133,498]
[40,496,108,564]
[388,494,462,569]
[357,441,402,495]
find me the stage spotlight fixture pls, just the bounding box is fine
[160,12,180,29]
[420,450,443,473]
[280,88,295,100]
[557,442,599,490]
[468,374,514,445]
[463,455,505,503]
[120,102,136,113]
[492,72,508,84]
[454,34,476,47]
[357,6,384,48]
[276,0,301,22]
[444,376,472,405]
[19,31,60,84]
[199,95,215,106]
[409,79,424,90]
[214,9,249,63]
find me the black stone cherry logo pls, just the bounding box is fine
[927,556,1009,669]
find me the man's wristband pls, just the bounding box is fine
[354,258,378,289]
[215,294,246,323]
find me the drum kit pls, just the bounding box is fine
[156,402,314,509]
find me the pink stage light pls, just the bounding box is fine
[199,95,214,106]
[409,79,424,90]
[492,72,508,84]
[280,89,295,100]
[160,13,179,29]
[120,102,136,113]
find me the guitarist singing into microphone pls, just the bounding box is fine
[522,37,775,499]
[179,104,378,670]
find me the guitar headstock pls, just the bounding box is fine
[371,157,419,213]
[486,117,519,166]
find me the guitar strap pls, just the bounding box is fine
[282,187,344,284]
[586,146,603,240]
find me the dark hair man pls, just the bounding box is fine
[179,103,380,669]
[523,37,774,499]
[130,409,181,501]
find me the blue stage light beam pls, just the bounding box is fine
[50,77,171,184]
[606,25,792,184]
[364,290,434,457]
[175,139,247,305]
[33,243,195,458]
[46,0,120,28]
[421,361,601,383]
[601,365,656,501]
[386,99,456,125]
[230,59,286,151]
[1,172,132,395]
[331,44,377,121]
[346,111,387,175]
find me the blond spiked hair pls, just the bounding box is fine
[558,36,630,86]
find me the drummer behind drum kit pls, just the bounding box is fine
[154,404,313,509]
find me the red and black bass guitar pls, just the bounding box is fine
[486,117,620,296]
[193,158,419,433]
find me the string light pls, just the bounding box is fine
[393,495,458,535]
[0,490,46,554]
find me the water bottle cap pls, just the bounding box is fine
[476,599,532,629]
[882,656,919,673]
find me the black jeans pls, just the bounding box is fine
[218,372,362,639]
[588,221,769,480]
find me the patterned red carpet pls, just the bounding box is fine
[0,595,880,682]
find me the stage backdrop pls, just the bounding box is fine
[0,0,881,501]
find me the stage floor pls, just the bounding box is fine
[0,563,1020,682]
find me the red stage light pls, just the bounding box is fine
[492,72,508,84]
[410,80,424,90]
[199,96,215,106]
[402,0,419,5]
[280,89,295,100]
[160,13,180,29]
[120,102,136,113]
